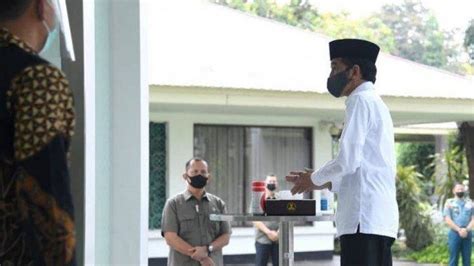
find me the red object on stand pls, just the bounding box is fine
[260,193,266,212]
[252,181,265,188]
[251,180,266,214]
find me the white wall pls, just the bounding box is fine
[60,0,96,264]
[148,110,336,258]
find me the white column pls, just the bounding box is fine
[82,0,96,263]
[94,0,112,263]
[109,0,149,264]
[62,0,96,264]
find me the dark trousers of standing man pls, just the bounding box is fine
[340,227,395,266]
[255,242,279,266]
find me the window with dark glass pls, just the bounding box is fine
[194,125,313,226]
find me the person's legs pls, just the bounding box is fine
[448,230,461,266]
[379,235,395,266]
[340,232,367,266]
[460,232,472,266]
[270,242,279,266]
[364,234,382,266]
[341,229,394,266]
[364,233,394,266]
[255,242,271,266]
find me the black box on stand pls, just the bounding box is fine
[265,199,316,216]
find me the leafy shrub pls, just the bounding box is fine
[408,243,449,264]
[435,145,469,207]
[397,142,435,180]
[397,166,435,251]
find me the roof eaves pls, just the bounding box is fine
[213,2,473,81]
[150,83,474,100]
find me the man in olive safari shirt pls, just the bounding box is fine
[161,158,231,266]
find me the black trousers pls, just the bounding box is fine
[340,228,395,266]
[255,241,279,266]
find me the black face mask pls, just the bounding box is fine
[188,174,208,189]
[266,184,276,191]
[327,68,351,98]
[456,192,465,198]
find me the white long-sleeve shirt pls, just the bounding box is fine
[312,81,399,239]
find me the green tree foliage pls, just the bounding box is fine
[214,0,471,75]
[397,142,435,198]
[378,0,443,66]
[218,0,396,51]
[376,0,467,73]
[397,142,435,180]
[435,133,469,207]
[397,166,434,251]
[465,19,474,63]
[313,12,396,52]
[223,0,319,28]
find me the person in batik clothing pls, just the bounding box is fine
[0,0,76,265]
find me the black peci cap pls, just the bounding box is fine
[329,39,380,64]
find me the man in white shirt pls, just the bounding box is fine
[286,39,399,266]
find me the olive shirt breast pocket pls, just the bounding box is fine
[177,212,198,239]
[208,202,222,237]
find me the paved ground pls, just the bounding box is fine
[294,256,437,266]
[226,255,438,265]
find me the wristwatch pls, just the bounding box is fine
[207,244,214,255]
